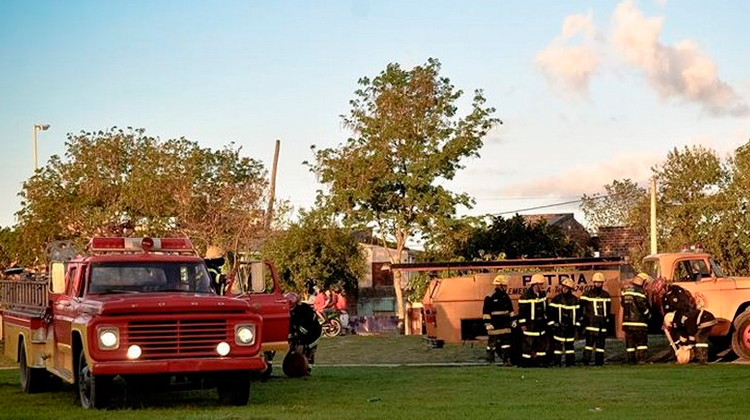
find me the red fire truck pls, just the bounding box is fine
[1,237,265,408]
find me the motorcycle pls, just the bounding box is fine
[321,310,348,337]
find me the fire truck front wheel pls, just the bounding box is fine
[217,370,251,406]
[731,311,750,360]
[78,352,112,409]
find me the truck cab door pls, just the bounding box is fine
[52,264,81,373]
[232,262,290,350]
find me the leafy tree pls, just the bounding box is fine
[0,226,21,268]
[261,209,365,295]
[581,179,648,233]
[15,127,272,265]
[308,58,501,327]
[653,145,729,257]
[454,214,587,261]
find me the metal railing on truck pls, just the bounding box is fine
[0,276,49,317]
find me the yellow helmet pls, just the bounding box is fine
[561,278,575,289]
[675,346,692,364]
[633,272,650,286]
[592,272,605,283]
[205,246,224,259]
[493,275,510,286]
[529,274,545,286]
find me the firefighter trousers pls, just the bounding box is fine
[694,329,710,364]
[551,325,576,366]
[522,329,547,367]
[582,331,606,366]
[624,328,648,364]
[487,332,512,364]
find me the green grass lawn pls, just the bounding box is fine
[0,364,748,420]
[0,334,748,419]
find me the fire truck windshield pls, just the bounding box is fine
[88,262,212,294]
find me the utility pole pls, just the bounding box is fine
[650,177,657,255]
[32,124,50,171]
[264,139,281,232]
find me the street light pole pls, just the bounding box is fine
[32,124,50,171]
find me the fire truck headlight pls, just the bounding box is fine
[127,345,142,360]
[97,327,119,350]
[216,341,231,356]
[235,325,255,346]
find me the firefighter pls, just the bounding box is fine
[204,246,226,295]
[483,274,515,365]
[622,272,651,364]
[518,273,548,367]
[580,272,611,366]
[663,286,717,365]
[548,278,580,367]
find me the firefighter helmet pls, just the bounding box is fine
[205,246,224,259]
[675,346,692,364]
[634,272,650,286]
[592,272,605,283]
[529,273,545,286]
[493,275,510,286]
[561,278,575,289]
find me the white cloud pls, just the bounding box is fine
[501,151,662,197]
[535,1,747,117]
[611,1,748,116]
[536,12,600,97]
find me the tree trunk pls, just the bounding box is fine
[393,268,406,334]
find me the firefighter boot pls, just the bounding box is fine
[486,348,495,364]
[581,349,591,366]
[594,351,604,366]
[565,352,575,367]
[626,350,636,365]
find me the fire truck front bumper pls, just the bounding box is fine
[91,356,267,376]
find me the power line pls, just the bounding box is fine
[491,199,583,215]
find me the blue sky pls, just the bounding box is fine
[1,0,748,238]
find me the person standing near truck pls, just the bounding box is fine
[483,274,515,365]
[518,274,548,367]
[580,272,611,366]
[622,272,651,364]
[204,246,226,295]
[548,278,580,367]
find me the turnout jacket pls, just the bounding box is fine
[580,287,611,334]
[482,288,514,335]
[622,284,650,330]
[548,291,580,328]
[518,287,547,332]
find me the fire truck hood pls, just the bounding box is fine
[82,293,251,316]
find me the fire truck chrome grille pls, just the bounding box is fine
[126,319,230,359]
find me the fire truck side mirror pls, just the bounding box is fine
[49,261,66,293]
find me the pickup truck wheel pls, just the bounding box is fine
[78,352,111,409]
[217,371,251,406]
[731,311,750,360]
[19,345,45,394]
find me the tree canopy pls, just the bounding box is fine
[261,209,365,295]
[13,127,271,265]
[308,58,501,326]
[582,143,750,274]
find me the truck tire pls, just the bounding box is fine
[19,344,46,394]
[78,352,111,409]
[731,311,750,360]
[217,371,251,406]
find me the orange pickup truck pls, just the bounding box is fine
[642,246,750,359]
